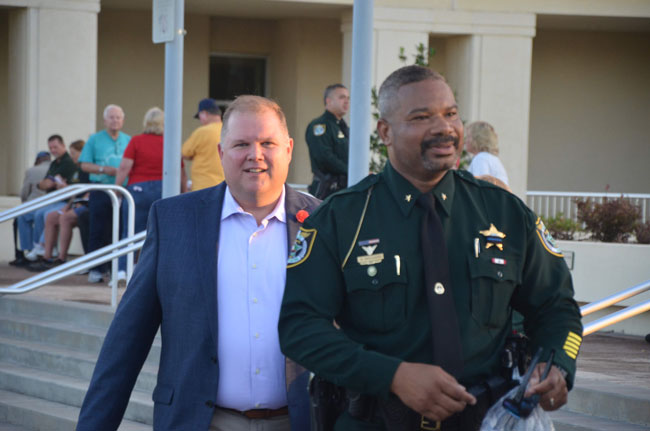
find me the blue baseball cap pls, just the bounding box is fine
[194,98,221,119]
[35,151,51,164]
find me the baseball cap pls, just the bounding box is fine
[194,98,221,119]
[35,151,51,164]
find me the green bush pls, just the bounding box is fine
[575,196,641,243]
[541,213,582,241]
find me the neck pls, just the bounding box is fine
[393,166,448,193]
[239,198,280,226]
[107,129,119,139]
[327,109,341,120]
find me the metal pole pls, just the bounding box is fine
[347,0,374,186]
[162,0,185,198]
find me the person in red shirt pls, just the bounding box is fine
[114,107,187,278]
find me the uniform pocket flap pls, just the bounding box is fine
[345,258,407,292]
[468,254,520,284]
[152,384,174,405]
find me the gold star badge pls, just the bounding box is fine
[441,193,447,201]
[405,194,412,202]
[479,223,506,250]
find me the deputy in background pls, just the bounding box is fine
[305,84,350,199]
[279,65,583,430]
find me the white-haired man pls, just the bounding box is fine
[79,104,131,283]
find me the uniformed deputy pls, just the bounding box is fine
[306,84,350,199]
[279,66,583,430]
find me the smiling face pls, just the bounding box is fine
[218,108,293,212]
[378,78,463,190]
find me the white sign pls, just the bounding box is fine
[153,0,175,44]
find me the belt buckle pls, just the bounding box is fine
[420,416,441,431]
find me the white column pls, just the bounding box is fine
[7,2,99,194]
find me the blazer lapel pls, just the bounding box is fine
[194,183,226,348]
[284,186,309,251]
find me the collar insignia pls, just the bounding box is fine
[405,194,412,202]
[441,193,447,201]
[480,223,506,251]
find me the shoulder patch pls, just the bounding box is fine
[313,124,326,136]
[535,217,563,257]
[287,227,318,268]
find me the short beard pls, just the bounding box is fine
[420,135,459,172]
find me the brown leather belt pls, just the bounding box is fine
[220,406,289,420]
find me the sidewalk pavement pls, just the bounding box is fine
[1,261,649,387]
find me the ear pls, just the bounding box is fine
[287,138,294,161]
[218,142,223,159]
[377,119,392,147]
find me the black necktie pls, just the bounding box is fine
[417,192,463,378]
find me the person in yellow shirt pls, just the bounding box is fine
[182,98,225,190]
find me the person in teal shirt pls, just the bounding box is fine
[279,66,582,430]
[79,104,130,283]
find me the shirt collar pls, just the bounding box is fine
[221,185,287,225]
[324,110,341,124]
[381,161,455,217]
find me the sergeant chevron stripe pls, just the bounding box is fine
[563,331,582,359]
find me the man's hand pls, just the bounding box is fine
[390,362,476,422]
[524,364,567,411]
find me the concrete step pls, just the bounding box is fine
[566,373,650,427]
[0,389,150,431]
[0,314,161,366]
[551,409,650,431]
[0,297,115,331]
[0,421,33,431]
[0,335,157,393]
[0,362,153,425]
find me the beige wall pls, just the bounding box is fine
[96,9,209,143]
[0,11,9,194]
[528,29,650,193]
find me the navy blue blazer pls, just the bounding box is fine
[77,183,320,431]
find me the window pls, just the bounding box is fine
[209,55,267,107]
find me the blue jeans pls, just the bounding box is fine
[17,201,66,251]
[118,180,162,271]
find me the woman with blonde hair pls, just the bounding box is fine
[114,107,187,278]
[465,121,510,187]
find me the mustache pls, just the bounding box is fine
[421,135,459,152]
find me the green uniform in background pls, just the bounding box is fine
[305,110,349,199]
[279,162,583,429]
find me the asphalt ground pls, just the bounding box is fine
[1,261,649,388]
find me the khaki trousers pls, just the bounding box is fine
[209,407,291,431]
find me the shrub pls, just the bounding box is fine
[575,196,641,243]
[635,221,650,244]
[541,213,582,241]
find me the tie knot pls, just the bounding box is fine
[417,192,436,211]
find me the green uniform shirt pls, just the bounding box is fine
[280,162,582,400]
[305,110,349,176]
[45,152,79,189]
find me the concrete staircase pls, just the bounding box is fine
[0,295,648,431]
[550,371,650,431]
[0,296,158,430]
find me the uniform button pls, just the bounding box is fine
[255,368,260,375]
[205,400,215,408]
[367,265,377,277]
[252,232,257,237]
[371,279,379,285]
[252,264,257,269]
[434,282,445,295]
[254,332,260,339]
[252,297,258,303]
[497,271,503,279]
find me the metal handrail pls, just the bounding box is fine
[0,184,136,304]
[580,279,650,336]
[0,232,146,308]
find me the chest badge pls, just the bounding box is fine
[479,223,506,251]
[337,130,345,139]
[357,238,384,265]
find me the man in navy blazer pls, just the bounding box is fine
[77,96,320,430]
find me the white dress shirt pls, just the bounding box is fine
[216,185,289,411]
